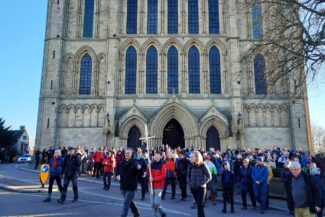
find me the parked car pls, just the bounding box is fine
[17,154,32,163]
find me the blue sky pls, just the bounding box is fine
[0,1,324,146]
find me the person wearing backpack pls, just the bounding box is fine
[187,151,212,217]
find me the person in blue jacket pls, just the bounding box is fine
[43,150,63,202]
[239,158,256,210]
[252,157,269,214]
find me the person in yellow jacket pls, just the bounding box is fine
[265,159,273,210]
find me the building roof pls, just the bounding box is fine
[11,130,25,142]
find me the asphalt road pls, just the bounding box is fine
[0,164,292,217]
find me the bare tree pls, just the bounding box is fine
[311,123,325,153]
[241,0,325,93]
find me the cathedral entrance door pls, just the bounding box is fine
[206,126,221,151]
[127,126,141,151]
[162,119,185,149]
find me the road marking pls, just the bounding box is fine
[0,173,191,216]
[2,191,189,216]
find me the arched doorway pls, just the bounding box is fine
[127,126,141,151]
[163,119,185,149]
[206,126,220,151]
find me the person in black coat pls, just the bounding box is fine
[239,158,256,210]
[286,162,319,217]
[34,149,41,170]
[176,151,190,201]
[310,168,325,217]
[135,148,148,200]
[57,147,81,204]
[117,148,142,217]
[221,161,235,213]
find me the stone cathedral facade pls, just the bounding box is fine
[35,0,312,151]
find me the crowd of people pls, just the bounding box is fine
[33,145,325,217]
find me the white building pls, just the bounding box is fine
[11,126,29,154]
[35,0,312,151]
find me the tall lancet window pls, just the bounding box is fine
[188,46,200,93]
[168,0,178,34]
[147,0,158,34]
[254,54,267,94]
[127,0,138,34]
[209,46,221,94]
[167,46,179,93]
[125,46,137,94]
[79,54,92,95]
[252,0,263,38]
[209,0,219,34]
[188,0,199,34]
[146,46,158,94]
[83,0,95,38]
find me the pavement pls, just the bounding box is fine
[9,163,289,212]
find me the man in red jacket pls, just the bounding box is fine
[102,151,115,191]
[147,151,167,217]
[162,151,177,200]
[92,148,103,178]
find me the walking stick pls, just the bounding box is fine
[140,124,157,217]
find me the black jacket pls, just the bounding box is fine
[61,154,81,177]
[286,172,317,213]
[120,159,140,191]
[176,158,190,178]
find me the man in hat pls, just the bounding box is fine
[252,157,269,214]
[57,147,81,204]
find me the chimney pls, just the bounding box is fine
[20,126,26,131]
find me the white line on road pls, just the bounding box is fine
[0,173,191,216]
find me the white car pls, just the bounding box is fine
[17,154,32,163]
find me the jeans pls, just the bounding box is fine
[121,190,140,217]
[253,183,267,211]
[60,175,78,201]
[48,175,62,194]
[103,172,112,189]
[162,177,176,199]
[191,187,207,217]
[241,188,256,208]
[152,189,166,215]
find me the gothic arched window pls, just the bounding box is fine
[168,0,178,34]
[79,54,92,95]
[209,46,221,94]
[252,0,263,38]
[147,0,158,34]
[83,0,95,38]
[127,0,138,34]
[146,46,158,94]
[209,0,219,34]
[125,46,137,94]
[254,54,267,94]
[167,46,179,94]
[188,0,199,34]
[188,46,200,94]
